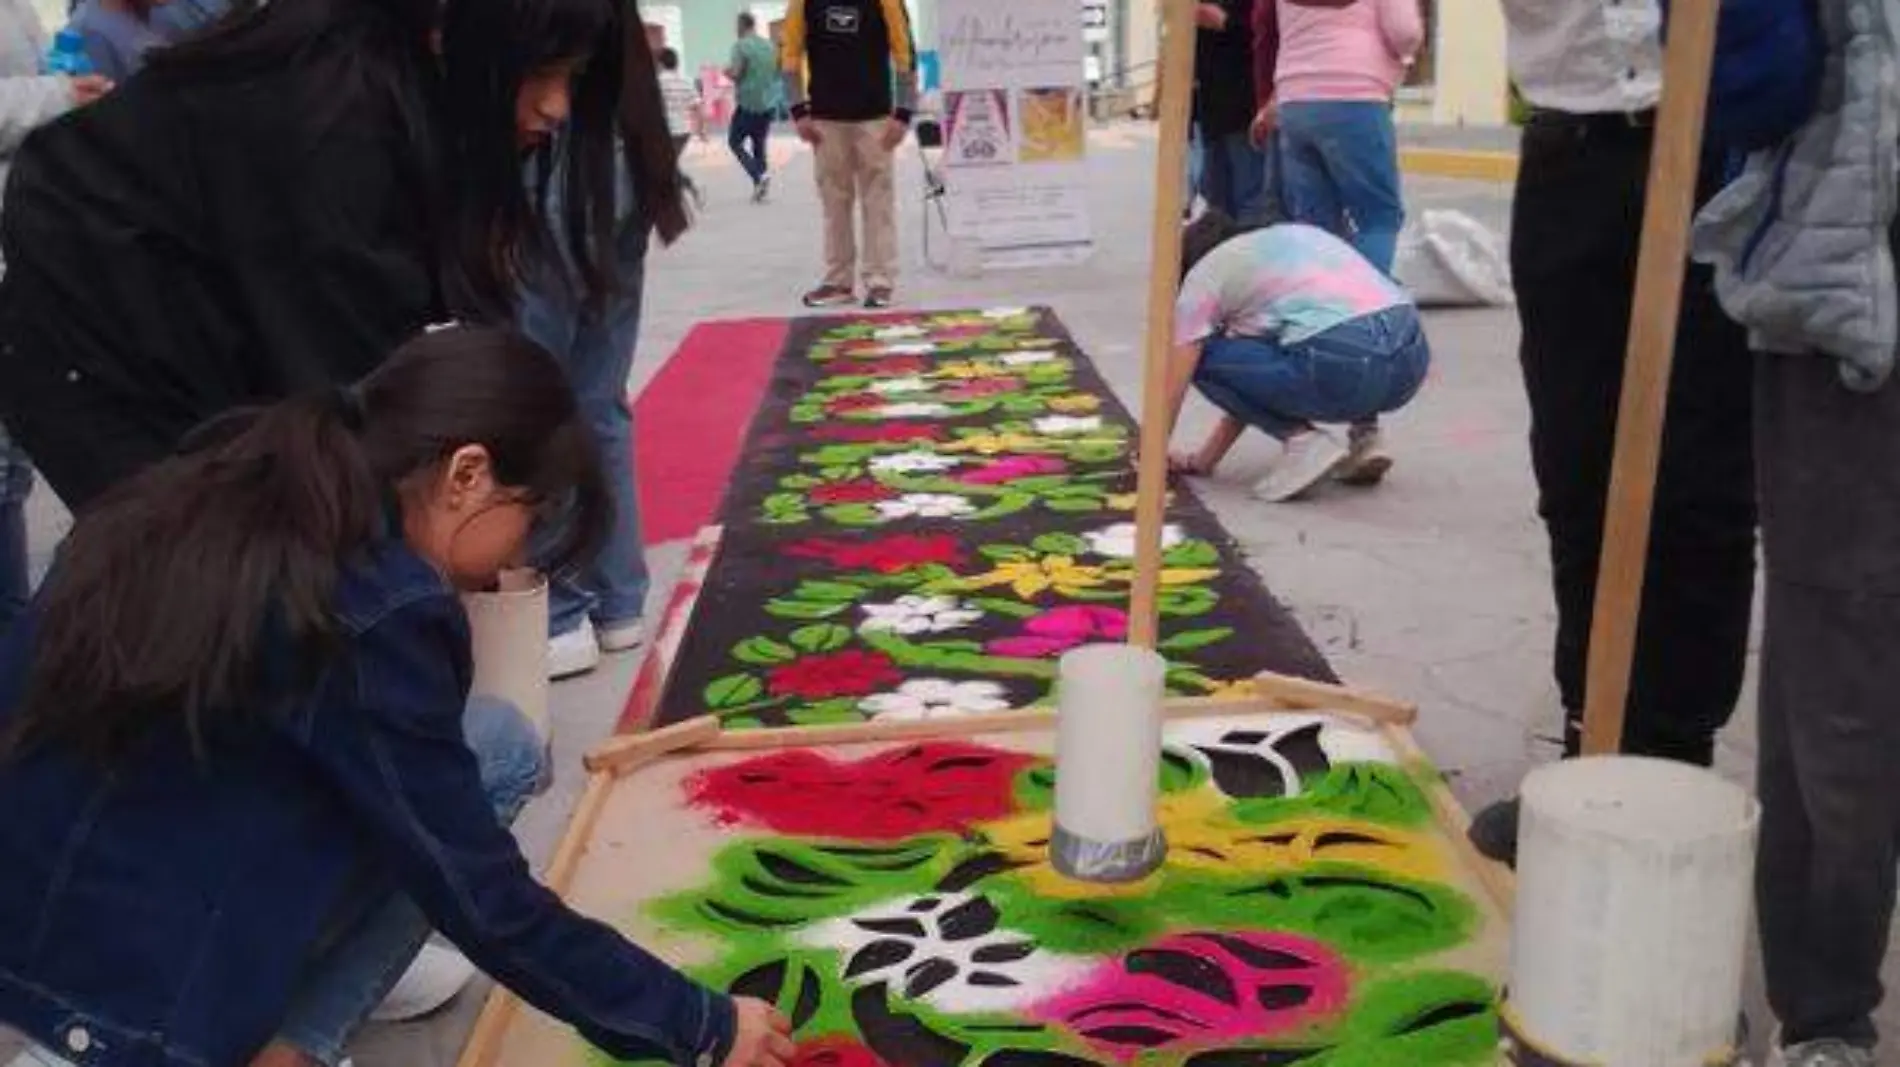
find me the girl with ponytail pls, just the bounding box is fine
[0,326,792,1067]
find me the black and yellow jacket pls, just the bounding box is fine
[780,0,918,123]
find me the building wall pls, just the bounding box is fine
[1419,0,1508,126]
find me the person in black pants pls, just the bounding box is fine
[1467,112,1756,861]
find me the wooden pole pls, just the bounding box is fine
[1127,0,1198,648]
[1578,0,1722,756]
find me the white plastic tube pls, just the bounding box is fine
[1050,644,1168,883]
[461,568,552,742]
[1505,756,1759,1066]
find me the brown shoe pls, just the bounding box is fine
[802,284,855,308]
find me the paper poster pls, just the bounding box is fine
[936,0,1093,268]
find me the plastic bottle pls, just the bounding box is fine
[44,29,94,76]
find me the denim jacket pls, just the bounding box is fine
[0,541,734,1067]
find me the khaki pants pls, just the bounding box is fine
[812,119,897,290]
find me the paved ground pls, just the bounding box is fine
[6,120,1895,1065]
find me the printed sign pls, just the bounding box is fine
[936,0,1093,269]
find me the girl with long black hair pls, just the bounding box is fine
[0,326,792,1067]
[0,0,688,510]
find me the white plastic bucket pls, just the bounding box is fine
[1050,644,1169,882]
[461,568,551,742]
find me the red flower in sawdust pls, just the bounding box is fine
[941,376,1023,400]
[809,480,894,505]
[787,533,966,574]
[809,421,941,444]
[827,393,883,414]
[766,649,902,700]
[688,741,1037,839]
[790,1039,888,1067]
[856,355,930,377]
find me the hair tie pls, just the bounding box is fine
[331,385,368,432]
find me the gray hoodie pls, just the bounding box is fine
[0,0,76,271]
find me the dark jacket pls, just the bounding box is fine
[0,36,444,508]
[1193,0,1257,137]
[781,0,918,123]
[1662,0,1822,152]
[0,542,734,1067]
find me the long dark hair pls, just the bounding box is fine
[7,327,608,761]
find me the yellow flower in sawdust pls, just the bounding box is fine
[935,359,1011,380]
[1103,562,1222,587]
[977,792,1446,900]
[959,555,1110,598]
[1046,394,1102,413]
[941,431,1050,456]
[1205,678,1261,699]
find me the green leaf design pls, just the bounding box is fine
[822,503,885,526]
[1158,585,1220,616]
[764,599,850,620]
[1157,626,1234,651]
[648,835,957,937]
[763,492,807,512]
[792,580,869,602]
[819,466,859,481]
[971,597,1041,619]
[1031,533,1089,555]
[800,444,883,466]
[814,374,872,392]
[789,623,853,654]
[1044,496,1103,513]
[733,637,798,665]
[1163,539,1221,567]
[705,673,764,709]
[786,698,865,726]
[979,544,1035,562]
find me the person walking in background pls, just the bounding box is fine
[1463,0,1757,869]
[1192,0,1272,225]
[657,46,703,208]
[0,0,111,630]
[781,0,916,310]
[1164,211,1429,502]
[727,11,777,203]
[1270,0,1420,485]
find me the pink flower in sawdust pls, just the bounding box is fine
[987,605,1128,658]
[941,376,1024,400]
[809,421,941,444]
[1027,932,1350,1060]
[810,480,894,505]
[857,356,930,377]
[828,393,882,414]
[957,455,1068,486]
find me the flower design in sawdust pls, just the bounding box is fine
[987,605,1129,658]
[1034,415,1105,435]
[870,377,933,395]
[1083,522,1185,560]
[766,650,904,700]
[983,307,1031,319]
[875,493,977,520]
[869,451,962,475]
[785,534,965,573]
[859,679,1014,721]
[858,595,984,636]
[876,402,955,419]
[798,892,1093,1012]
[1166,717,1399,800]
[875,325,930,340]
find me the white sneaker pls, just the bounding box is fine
[369,943,475,1022]
[1335,425,1394,486]
[1770,1041,1875,1067]
[1253,429,1349,502]
[549,618,601,679]
[597,617,647,654]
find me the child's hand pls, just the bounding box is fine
[723,996,795,1067]
[69,74,113,107]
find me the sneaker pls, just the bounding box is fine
[864,286,896,310]
[753,175,771,203]
[597,617,647,654]
[1252,429,1349,502]
[802,284,855,308]
[1467,796,1521,867]
[1772,1040,1875,1067]
[369,943,476,1022]
[1335,425,1394,486]
[549,618,601,680]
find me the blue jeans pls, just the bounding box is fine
[519,242,652,639]
[0,425,33,631]
[19,698,547,1067]
[728,107,772,184]
[1276,100,1404,273]
[1193,306,1431,440]
[1198,127,1278,226]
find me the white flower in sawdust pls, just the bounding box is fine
[1033,415,1103,435]
[880,341,938,355]
[875,325,929,340]
[875,493,976,520]
[870,376,932,395]
[1084,522,1185,560]
[876,401,954,419]
[859,595,984,636]
[869,451,961,475]
[982,307,1030,319]
[1000,350,1058,366]
[861,679,1014,720]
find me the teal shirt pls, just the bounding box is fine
[729,34,779,114]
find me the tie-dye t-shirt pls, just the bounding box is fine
[1175,223,1410,346]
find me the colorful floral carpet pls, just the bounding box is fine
[482,714,1505,1067]
[652,307,1334,730]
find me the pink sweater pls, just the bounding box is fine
[1272,0,1423,104]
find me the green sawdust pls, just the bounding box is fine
[648,835,958,938]
[1228,763,1438,829]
